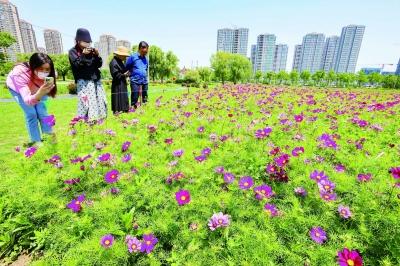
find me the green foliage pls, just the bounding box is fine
[0,32,16,49]
[300,71,311,85]
[290,70,299,85]
[52,54,71,81]
[147,46,179,83]
[210,52,251,84]
[1,84,399,265]
[197,67,213,84]
[263,71,276,85]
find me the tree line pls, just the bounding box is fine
[1,31,399,89]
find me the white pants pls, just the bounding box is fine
[77,79,107,121]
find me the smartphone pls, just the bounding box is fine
[45,77,54,85]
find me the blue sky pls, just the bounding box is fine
[13,0,400,71]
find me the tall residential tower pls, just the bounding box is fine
[217,28,249,57]
[334,25,365,73]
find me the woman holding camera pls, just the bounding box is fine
[6,53,57,145]
[68,28,107,121]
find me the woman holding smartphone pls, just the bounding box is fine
[6,53,57,145]
[68,28,107,121]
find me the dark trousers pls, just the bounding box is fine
[130,82,148,106]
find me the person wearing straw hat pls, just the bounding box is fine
[109,46,130,113]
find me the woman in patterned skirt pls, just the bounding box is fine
[68,28,107,121]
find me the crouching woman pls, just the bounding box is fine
[6,53,57,145]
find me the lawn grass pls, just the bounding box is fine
[0,84,399,265]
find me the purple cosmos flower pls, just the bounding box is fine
[215,166,225,174]
[223,172,235,184]
[318,133,338,149]
[175,189,191,205]
[197,126,205,133]
[294,187,307,197]
[254,127,272,139]
[125,235,141,253]
[122,153,131,163]
[195,155,206,162]
[141,233,158,254]
[264,203,279,217]
[335,164,346,172]
[24,146,37,158]
[201,147,212,156]
[100,234,114,248]
[390,167,400,179]
[208,212,230,231]
[173,149,184,157]
[104,169,119,183]
[338,205,352,219]
[164,138,173,145]
[219,135,229,142]
[310,170,328,182]
[291,147,305,157]
[357,173,372,182]
[238,176,254,190]
[309,227,327,244]
[147,125,157,134]
[43,114,55,127]
[104,129,116,136]
[320,191,337,202]
[110,187,120,194]
[337,248,363,266]
[254,184,274,200]
[275,153,290,167]
[121,141,131,152]
[98,153,111,162]
[269,147,280,156]
[64,178,80,185]
[294,114,304,122]
[266,164,277,174]
[318,179,336,192]
[66,194,85,213]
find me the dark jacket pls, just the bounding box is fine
[68,45,102,82]
[109,56,129,112]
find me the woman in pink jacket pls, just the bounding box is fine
[6,53,57,145]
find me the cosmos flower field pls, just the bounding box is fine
[2,84,400,265]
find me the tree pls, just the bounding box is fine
[368,72,382,87]
[254,70,263,84]
[148,45,164,82]
[0,32,16,64]
[182,69,200,87]
[198,67,213,84]
[16,53,32,63]
[263,71,276,85]
[290,70,299,85]
[210,52,230,84]
[300,71,311,85]
[312,70,325,87]
[356,71,368,87]
[276,70,290,85]
[159,51,179,83]
[382,75,398,89]
[326,70,336,87]
[228,53,252,84]
[52,54,71,81]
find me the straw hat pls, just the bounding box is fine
[114,46,130,57]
